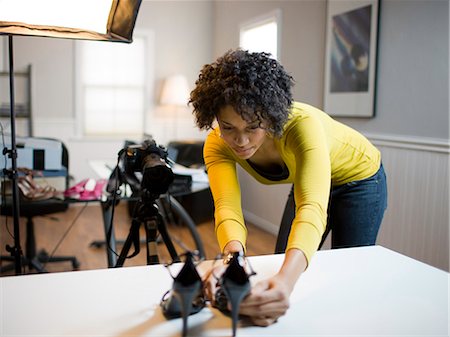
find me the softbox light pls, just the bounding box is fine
[0,0,141,42]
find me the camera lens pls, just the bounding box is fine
[141,164,174,196]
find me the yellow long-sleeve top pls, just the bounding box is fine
[204,102,381,263]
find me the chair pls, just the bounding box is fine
[0,138,79,274]
[167,140,205,168]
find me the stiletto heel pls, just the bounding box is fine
[214,252,256,337]
[224,281,250,337]
[160,251,205,337]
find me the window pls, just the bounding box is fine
[75,31,153,137]
[240,10,281,60]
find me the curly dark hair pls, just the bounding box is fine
[189,49,294,137]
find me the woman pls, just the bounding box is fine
[189,49,387,326]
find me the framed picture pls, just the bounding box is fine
[324,0,380,117]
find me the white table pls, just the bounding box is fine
[0,246,448,336]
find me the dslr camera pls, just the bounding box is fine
[123,139,174,199]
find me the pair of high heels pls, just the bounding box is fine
[160,251,255,337]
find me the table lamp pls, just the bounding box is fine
[0,0,142,275]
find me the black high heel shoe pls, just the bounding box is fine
[213,252,256,337]
[160,251,206,337]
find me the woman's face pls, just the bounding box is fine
[216,105,268,159]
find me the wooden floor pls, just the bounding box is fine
[0,202,277,276]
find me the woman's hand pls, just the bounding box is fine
[239,273,292,326]
[201,262,226,304]
[202,246,307,327]
[202,240,245,303]
[239,248,308,326]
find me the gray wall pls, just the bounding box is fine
[342,0,449,139]
[2,37,74,119]
[136,1,213,94]
[213,0,449,140]
[213,0,327,110]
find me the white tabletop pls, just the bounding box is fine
[0,246,448,336]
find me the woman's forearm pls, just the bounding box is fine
[277,248,308,293]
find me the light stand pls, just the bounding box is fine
[3,36,23,273]
[0,0,142,275]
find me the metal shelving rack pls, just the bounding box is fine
[0,64,32,136]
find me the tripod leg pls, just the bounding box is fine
[144,219,160,265]
[156,212,180,262]
[101,201,118,267]
[115,218,141,267]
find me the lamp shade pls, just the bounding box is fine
[0,0,142,42]
[160,74,190,107]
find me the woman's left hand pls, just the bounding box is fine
[238,273,292,326]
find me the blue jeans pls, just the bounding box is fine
[275,164,387,253]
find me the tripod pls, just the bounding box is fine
[115,193,181,267]
[105,145,205,267]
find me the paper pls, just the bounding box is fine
[171,163,209,183]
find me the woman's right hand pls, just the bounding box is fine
[201,260,227,304]
[202,240,245,304]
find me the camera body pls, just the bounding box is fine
[124,139,168,173]
[123,139,174,199]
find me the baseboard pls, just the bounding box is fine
[243,210,279,236]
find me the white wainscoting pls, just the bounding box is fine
[368,134,449,272]
[242,134,449,271]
